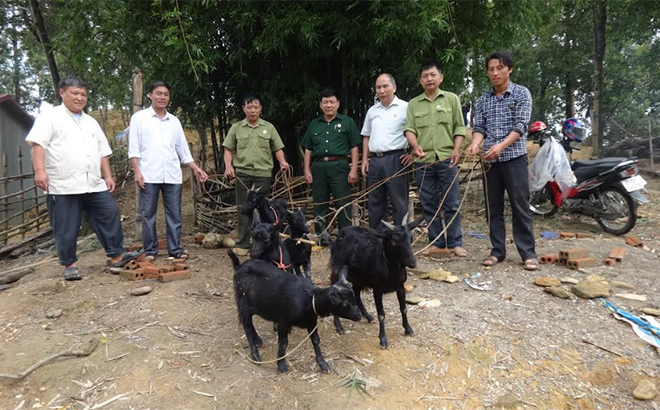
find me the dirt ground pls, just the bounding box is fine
[2,177,660,410]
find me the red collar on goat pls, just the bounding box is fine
[272,244,291,272]
[269,206,279,225]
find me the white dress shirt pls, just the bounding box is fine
[25,105,112,195]
[361,96,409,153]
[128,107,194,184]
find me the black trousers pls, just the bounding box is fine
[47,191,124,266]
[367,153,409,229]
[485,155,537,262]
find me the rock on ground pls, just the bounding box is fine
[633,379,658,400]
[572,280,610,299]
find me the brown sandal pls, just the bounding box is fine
[482,256,499,267]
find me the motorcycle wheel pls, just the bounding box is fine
[595,186,637,235]
[530,185,558,217]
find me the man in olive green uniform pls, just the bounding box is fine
[223,94,289,253]
[405,61,467,257]
[302,88,361,239]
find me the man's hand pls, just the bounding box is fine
[361,160,369,176]
[484,143,504,161]
[105,177,116,193]
[449,148,461,168]
[224,164,235,179]
[279,160,290,171]
[467,143,481,156]
[304,170,313,184]
[34,170,49,191]
[400,154,414,167]
[348,169,358,184]
[134,169,145,189]
[194,168,209,183]
[412,145,426,159]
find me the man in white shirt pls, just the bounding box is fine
[128,81,208,260]
[26,75,140,281]
[361,73,412,229]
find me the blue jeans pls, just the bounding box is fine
[415,160,462,248]
[140,183,183,257]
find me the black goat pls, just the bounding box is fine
[284,209,312,279]
[242,185,289,230]
[330,213,423,349]
[250,210,293,274]
[229,249,361,373]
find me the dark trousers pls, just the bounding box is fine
[311,159,352,234]
[415,159,462,248]
[47,191,124,266]
[367,154,409,229]
[140,183,183,257]
[235,172,271,249]
[486,154,536,261]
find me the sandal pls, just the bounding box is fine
[170,250,189,260]
[112,250,143,268]
[482,255,499,267]
[524,258,540,271]
[63,266,82,281]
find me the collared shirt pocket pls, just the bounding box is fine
[258,132,271,149]
[236,133,250,150]
[436,108,452,124]
[414,111,430,128]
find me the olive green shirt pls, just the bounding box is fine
[404,90,466,163]
[300,114,361,158]
[223,118,284,177]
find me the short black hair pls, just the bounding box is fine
[319,88,339,101]
[242,93,260,106]
[59,74,87,91]
[485,51,514,70]
[147,80,171,94]
[419,61,443,75]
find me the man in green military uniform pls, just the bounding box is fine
[302,88,361,240]
[223,94,289,254]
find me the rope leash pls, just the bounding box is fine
[272,244,291,272]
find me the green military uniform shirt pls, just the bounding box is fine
[404,90,466,163]
[223,118,284,177]
[300,114,361,157]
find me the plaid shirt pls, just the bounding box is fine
[473,82,532,162]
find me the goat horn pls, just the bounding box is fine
[381,220,395,230]
[252,209,262,225]
[401,212,409,226]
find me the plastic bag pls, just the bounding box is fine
[529,138,576,192]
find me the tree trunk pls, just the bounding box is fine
[592,0,607,158]
[11,28,20,104]
[28,0,61,103]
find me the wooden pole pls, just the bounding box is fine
[190,142,197,228]
[18,146,25,239]
[2,153,8,245]
[33,183,40,232]
[132,67,144,240]
[649,116,654,172]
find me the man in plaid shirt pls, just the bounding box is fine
[468,51,538,271]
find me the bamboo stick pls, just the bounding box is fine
[0,173,35,183]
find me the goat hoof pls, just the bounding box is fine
[404,328,414,336]
[255,337,264,346]
[379,339,389,349]
[318,361,330,373]
[277,363,289,373]
[365,314,375,323]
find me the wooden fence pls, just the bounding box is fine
[0,146,48,246]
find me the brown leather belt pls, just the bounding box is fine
[369,149,406,158]
[315,156,347,162]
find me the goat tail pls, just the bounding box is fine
[227,249,241,270]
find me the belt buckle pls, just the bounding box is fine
[322,156,329,162]
[375,152,384,158]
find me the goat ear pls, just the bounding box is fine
[400,212,409,226]
[381,220,395,231]
[407,216,424,231]
[249,183,255,191]
[252,209,262,225]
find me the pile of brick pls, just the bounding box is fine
[124,238,168,253]
[540,245,628,269]
[120,258,191,283]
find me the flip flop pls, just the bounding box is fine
[482,255,499,267]
[112,250,143,268]
[63,266,82,281]
[170,250,189,260]
[524,258,540,271]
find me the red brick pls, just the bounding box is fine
[194,234,205,244]
[539,254,559,264]
[173,263,188,271]
[159,269,191,282]
[124,259,140,270]
[156,265,174,273]
[121,269,145,281]
[608,247,627,262]
[625,235,643,247]
[560,232,576,239]
[170,258,186,264]
[576,232,593,239]
[603,258,616,266]
[559,247,589,262]
[566,257,597,270]
[138,261,153,268]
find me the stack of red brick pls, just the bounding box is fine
[120,258,191,282]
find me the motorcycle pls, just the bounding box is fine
[528,119,647,235]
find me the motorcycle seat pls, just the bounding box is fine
[572,158,630,183]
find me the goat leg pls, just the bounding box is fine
[293,264,303,277]
[241,314,263,361]
[354,286,374,323]
[396,286,414,336]
[333,315,345,334]
[308,323,330,373]
[373,289,389,349]
[276,323,290,373]
[302,260,312,279]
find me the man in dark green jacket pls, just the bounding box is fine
[301,88,361,240]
